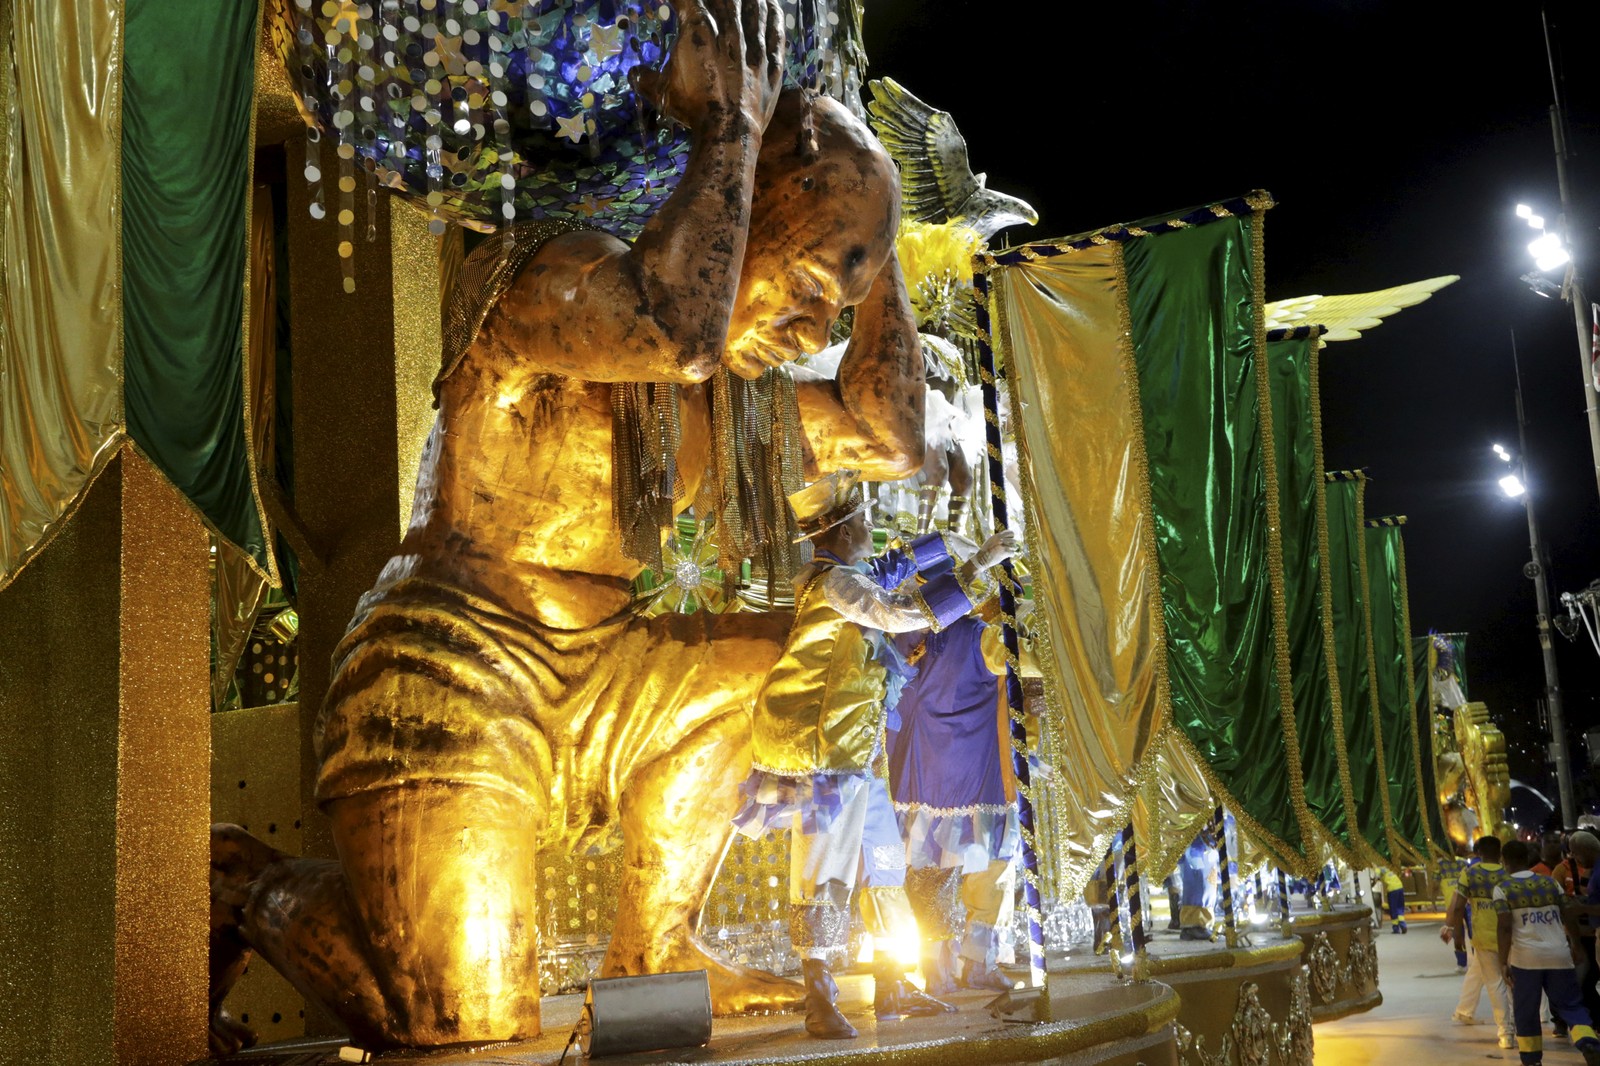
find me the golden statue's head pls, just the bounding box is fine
[725,89,903,379]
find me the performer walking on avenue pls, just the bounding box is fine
[733,471,1016,1038]
[1446,835,1516,1047]
[1493,840,1600,1066]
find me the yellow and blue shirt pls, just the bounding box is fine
[1457,861,1509,951]
[1492,871,1574,970]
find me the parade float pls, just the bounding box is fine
[0,2,1460,1063]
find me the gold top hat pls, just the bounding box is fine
[788,469,868,542]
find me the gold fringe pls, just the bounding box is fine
[237,0,282,588]
[1395,532,1442,858]
[1309,335,1366,859]
[1247,207,1324,870]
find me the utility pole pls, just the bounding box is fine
[1540,7,1600,504]
[1512,332,1579,827]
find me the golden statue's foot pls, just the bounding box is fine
[603,932,805,1015]
[209,1008,257,1058]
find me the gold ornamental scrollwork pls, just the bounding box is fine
[1307,932,1341,1003]
[1174,970,1316,1066]
[1347,936,1378,991]
[1232,983,1273,1066]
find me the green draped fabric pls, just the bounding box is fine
[122,0,269,575]
[1123,216,1305,864]
[1266,336,1356,859]
[1324,477,1392,860]
[1366,524,1429,858]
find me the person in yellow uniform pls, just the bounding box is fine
[733,470,1016,1038]
[1444,835,1515,1048]
[1380,867,1407,934]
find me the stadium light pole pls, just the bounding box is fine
[1496,335,1577,828]
[1519,9,1600,504]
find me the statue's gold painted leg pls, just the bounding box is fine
[604,710,803,1014]
[217,781,546,1049]
[328,784,545,1045]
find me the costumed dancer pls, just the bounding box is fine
[1178,829,1220,941]
[732,471,1016,1039]
[887,586,1021,994]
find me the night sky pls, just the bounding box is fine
[860,0,1600,814]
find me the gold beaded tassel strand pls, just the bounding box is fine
[482,1,518,252]
[419,0,448,237]
[295,1,328,228]
[330,2,359,293]
[353,4,382,250]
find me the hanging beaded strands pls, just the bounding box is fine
[275,0,863,581]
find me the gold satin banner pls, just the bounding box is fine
[0,0,127,592]
[992,246,1169,900]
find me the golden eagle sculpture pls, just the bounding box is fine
[866,77,1038,240]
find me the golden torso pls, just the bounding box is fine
[376,350,711,631]
[751,566,887,775]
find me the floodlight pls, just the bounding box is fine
[1500,474,1527,498]
[1536,249,1572,272]
[1530,233,1564,259]
[1529,214,1546,229]
[1493,443,1510,461]
[1517,204,1534,218]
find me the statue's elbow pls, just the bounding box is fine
[861,436,923,480]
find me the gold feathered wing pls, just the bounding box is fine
[1266,275,1460,342]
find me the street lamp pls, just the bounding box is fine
[1515,9,1600,503]
[1494,369,1577,828]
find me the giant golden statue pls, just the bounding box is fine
[209,0,925,1050]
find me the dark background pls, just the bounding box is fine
[860,0,1600,821]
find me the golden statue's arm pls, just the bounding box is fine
[472,0,784,385]
[795,253,926,481]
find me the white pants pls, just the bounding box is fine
[1455,940,1513,1039]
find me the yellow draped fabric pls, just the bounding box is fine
[0,0,127,591]
[992,246,1171,899]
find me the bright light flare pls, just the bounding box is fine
[1500,473,1527,498]
[1516,204,1534,219]
[1493,443,1511,462]
[1529,233,1564,259]
[1528,214,1546,230]
[1536,249,1572,272]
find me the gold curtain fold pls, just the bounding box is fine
[209,181,280,710]
[0,0,127,592]
[993,246,1168,902]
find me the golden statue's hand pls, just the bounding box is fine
[633,0,784,135]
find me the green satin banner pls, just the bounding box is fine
[987,193,1321,888]
[122,0,272,578]
[1324,474,1396,861]
[1366,523,1434,859]
[1265,333,1360,861]
[1122,213,1314,869]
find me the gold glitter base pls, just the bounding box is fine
[0,448,210,1063]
